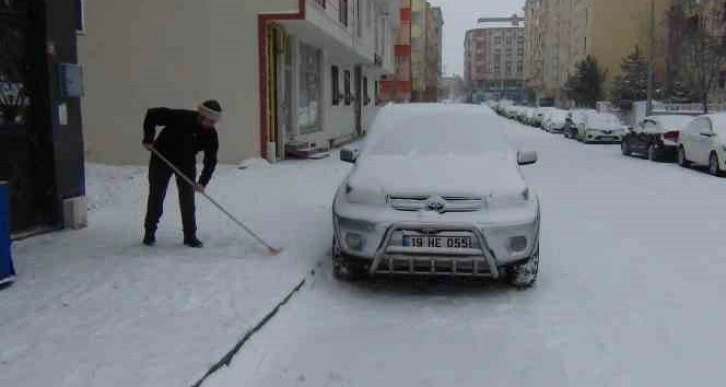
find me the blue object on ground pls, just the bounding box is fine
[0,181,16,287]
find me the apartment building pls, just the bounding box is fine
[379,0,442,103]
[465,16,526,102]
[79,0,398,164]
[524,0,671,105]
[424,5,444,101]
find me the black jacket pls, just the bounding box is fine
[143,107,219,186]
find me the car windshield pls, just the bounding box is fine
[366,109,509,157]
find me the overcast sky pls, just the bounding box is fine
[428,0,526,77]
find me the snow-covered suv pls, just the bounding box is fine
[332,104,542,288]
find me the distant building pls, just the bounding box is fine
[379,0,442,103]
[524,0,672,106]
[465,15,526,103]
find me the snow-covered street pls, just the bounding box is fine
[204,111,726,386]
[0,156,352,386]
[4,109,726,386]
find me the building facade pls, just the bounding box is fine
[0,0,86,236]
[524,0,672,105]
[79,0,398,165]
[379,0,442,104]
[423,4,443,101]
[465,17,526,103]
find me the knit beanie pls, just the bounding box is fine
[198,99,223,121]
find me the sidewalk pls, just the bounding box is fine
[0,154,350,387]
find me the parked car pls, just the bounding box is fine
[525,108,540,126]
[542,109,570,133]
[516,107,532,123]
[621,115,694,161]
[333,103,542,288]
[569,111,627,143]
[534,107,558,128]
[563,109,596,139]
[677,113,726,176]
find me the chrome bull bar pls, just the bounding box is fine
[369,223,501,278]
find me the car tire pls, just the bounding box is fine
[709,152,723,177]
[648,145,658,161]
[678,146,690,167]
[332,236,367,281]
[505,245,539,289]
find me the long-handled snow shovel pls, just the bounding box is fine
[149,146,282,255]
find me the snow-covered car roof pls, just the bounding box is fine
[363,103,511,157]
[546,109,569,119]
[646,115,694,130]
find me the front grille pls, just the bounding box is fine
[387,195,484,213]
[374,255,493,277]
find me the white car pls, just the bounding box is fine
[542,109,569,133]
[572,111,627,143]
[677,113,726,176]
[332,104,542,288]
[534,107,557,128]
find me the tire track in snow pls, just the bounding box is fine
[191,259,325,387]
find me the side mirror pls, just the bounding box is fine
[518,150,538,165]
[340,147,358,163]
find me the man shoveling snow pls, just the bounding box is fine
[141,100,222,248]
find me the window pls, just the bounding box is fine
[506,36,512,45]
[517,61,523,73]
[506,62,512,75]
[720,71,726,89]
[495,36,502,45]
[518,47,524,56]
[643,120,658,132]
[299,43,322,134]
[340,0,349,26]
[344,70,352,105]
[75,0,85,32]
[363,76,370,105]
[331,66,340,105]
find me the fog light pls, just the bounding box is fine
[509,236,527,252]
[345,233,365,251]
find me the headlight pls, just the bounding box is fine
[344,184,387,205]
[487,189,530,208]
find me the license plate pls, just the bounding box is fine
[403,235,472,249]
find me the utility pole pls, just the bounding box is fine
[646,0,655,116]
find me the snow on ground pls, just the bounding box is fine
[0,152,351,387]
[205,110,726,387]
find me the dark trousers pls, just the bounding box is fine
[144,155,197,237]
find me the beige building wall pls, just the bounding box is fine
[525,0,671,102]
[79,0,298,165]
[588,0,670,93]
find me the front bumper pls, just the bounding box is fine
[333,199,540,278]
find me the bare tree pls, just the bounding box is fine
[669,2,726,112]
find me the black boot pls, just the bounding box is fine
[143,229,156,246]
[183,235,204,248]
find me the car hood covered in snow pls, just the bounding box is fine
[348,153,527,197]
